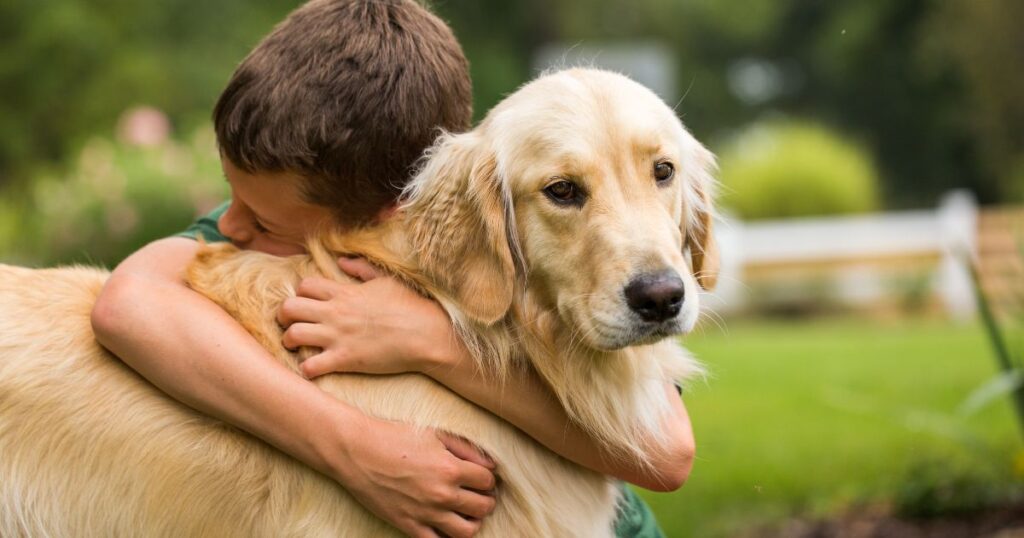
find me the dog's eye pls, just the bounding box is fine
[544,180,584,206]
[654,162,675,184]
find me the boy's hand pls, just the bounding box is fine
[280,256,500,535]
[277,257,465,379]
[328,414,497,538]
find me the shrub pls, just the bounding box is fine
[717,120,881,220]
[0,129,227,267]
[894,452,1023,518]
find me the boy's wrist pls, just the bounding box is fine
[313,399,374,483]
[416,336,447,371]
[419,341,480,392]
[417,331,471,375]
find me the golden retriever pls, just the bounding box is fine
[0,68,718,537]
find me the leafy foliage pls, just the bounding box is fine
[0,0,295,185]
[0,129,226,267]
[3,0,1022,207]
[923,0,1024,203]
[894,452,1023,519]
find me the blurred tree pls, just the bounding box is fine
[1,0,1021,208]
[924,0,1024,203]
[705,0,1022,205]
[680,0,990,207]
[0,0,296,186]
[431,0,553,120]
[435,0,1013,207]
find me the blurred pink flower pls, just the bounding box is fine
[117,106,170,147]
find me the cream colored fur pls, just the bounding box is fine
[0,69,718,537]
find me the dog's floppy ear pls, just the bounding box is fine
[404,132,516,325]
[683,144,719,290]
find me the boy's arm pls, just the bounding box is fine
[282,260,695,492]
[426,358,695,492]
[91,238,496,538]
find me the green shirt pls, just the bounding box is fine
[177,201,231,243]
[615,486,666,538]
[178,203,666,538]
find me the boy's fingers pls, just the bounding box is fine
[456,460,497,493]
[296,277,339,300]
[438,432,495,469]
[338,256,382,282]
[452,490,497,519]
[281,322,330,351]
[433,510,482,538]
[299,354,332,379]
[277,296,327,327]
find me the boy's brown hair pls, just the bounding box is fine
[213,0,472,226]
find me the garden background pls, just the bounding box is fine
[2,1,1023,536]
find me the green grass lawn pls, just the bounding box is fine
[640,317,1022,538]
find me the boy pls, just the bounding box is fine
[91,1,693,537]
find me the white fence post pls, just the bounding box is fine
[706,213,744,314]
[935,189,979,322]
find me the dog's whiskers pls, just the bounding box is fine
[697,307,728,337]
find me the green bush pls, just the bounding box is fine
[894,451,1023,518]
[717,120,880,220]
[0,129,227,267]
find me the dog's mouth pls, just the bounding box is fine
[559,285,699,351]
[584,316,688,351]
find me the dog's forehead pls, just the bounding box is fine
[486,69,686,164]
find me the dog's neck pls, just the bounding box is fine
[308,212,693,462]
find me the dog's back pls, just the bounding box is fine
[0,265,324,536]
[0,261,617,537]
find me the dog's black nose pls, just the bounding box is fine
[624,271,685,323]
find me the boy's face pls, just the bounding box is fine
[218,159,333,256]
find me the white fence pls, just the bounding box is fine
[710,191,979,320]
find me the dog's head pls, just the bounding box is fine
[404,68,718,351]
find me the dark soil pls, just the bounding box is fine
[739,504,1024,538]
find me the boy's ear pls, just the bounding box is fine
[404,133,516,325]
[682,143,719,291]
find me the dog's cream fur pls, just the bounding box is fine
[0,69,718,537]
